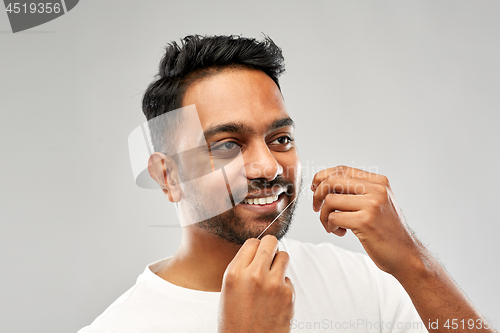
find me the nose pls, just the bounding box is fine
[244,141,283,181]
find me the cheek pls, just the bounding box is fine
[212,153,248,202]
[180,171,236,216]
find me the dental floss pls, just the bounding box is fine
[256,186,306,240]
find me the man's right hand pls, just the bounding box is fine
[218,235,295,333]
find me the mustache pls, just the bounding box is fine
[246,177,295,196]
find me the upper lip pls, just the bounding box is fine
[245,189,284,199]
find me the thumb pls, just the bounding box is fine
[285,276,295,303]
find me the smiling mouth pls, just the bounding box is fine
[242,194,280,205]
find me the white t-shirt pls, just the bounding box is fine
[78,238,428,332]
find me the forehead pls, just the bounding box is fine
[182,68,289,134]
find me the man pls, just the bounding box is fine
[79,35,496,332]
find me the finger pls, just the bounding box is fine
[312,176,373,212]
[318,194,363,229]
[311,165,389,191]
[229,238,260,269]
[331,227,347,237]
[270,250,290,278]
[285,276,295,303]
[251,235,279,270]
[318,193,371,227]
[318,193,365,221]
[326,211,361,232]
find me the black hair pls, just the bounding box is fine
[142,34,285,154]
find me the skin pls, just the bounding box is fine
[311,166,496,332]
[148,68,496,333]
[219,235,295,333]
[148,69,300,289]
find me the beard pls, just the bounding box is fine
[182,175,301,245]
[196,197,297,245]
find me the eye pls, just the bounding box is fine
[210,141,241,159]
[269,135,294,152]
[215,142,238,151]
[273,136,292,145]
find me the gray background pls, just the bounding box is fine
[1,1,499,332]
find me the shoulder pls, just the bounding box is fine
[78,257,220,332]
[78,259,173,332]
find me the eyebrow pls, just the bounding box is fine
[201,117,295,142]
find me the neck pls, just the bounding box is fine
[156,225,242,292]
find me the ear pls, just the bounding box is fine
[147,152,182,203]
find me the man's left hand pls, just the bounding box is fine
[311,165,422,278]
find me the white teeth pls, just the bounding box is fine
[243,194,280,205]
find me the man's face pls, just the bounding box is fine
[178,68,301,244]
